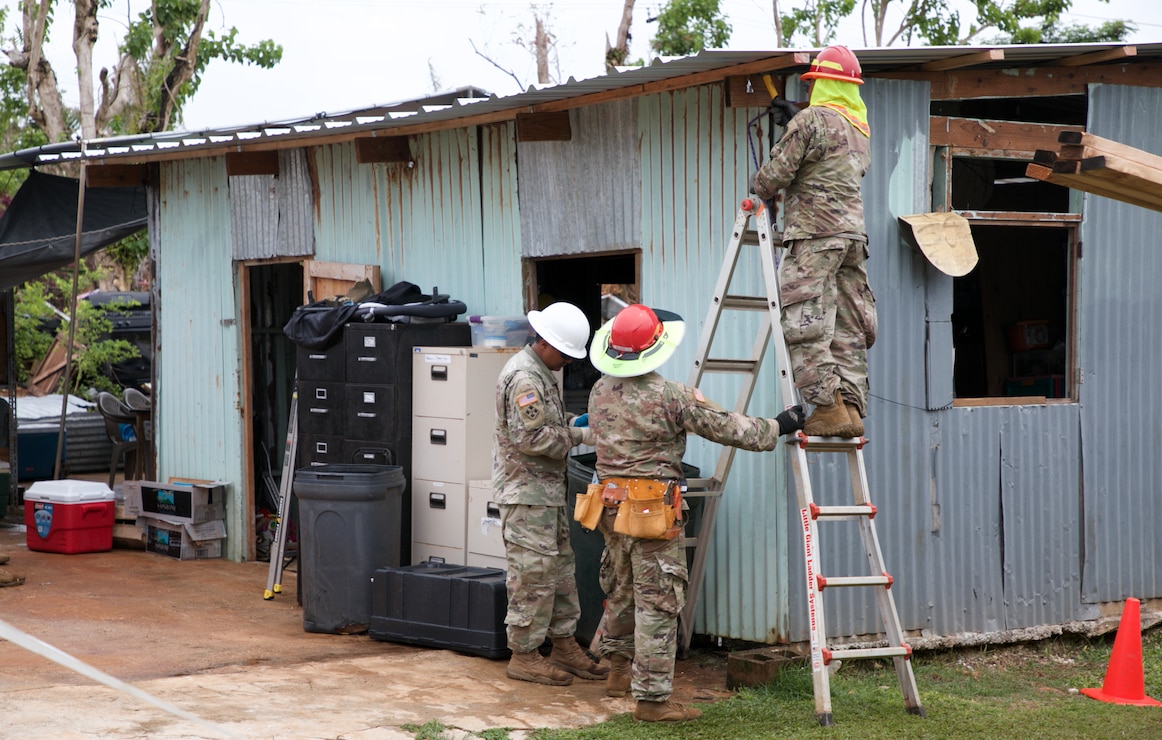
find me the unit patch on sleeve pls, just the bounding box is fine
[513,383,544,429]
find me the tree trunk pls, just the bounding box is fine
[535,15,550,84]
[145,0,210,132]
[15,0,68,144]
[772,0,784,46]
[73,0,99,140]
[606,0,635,70]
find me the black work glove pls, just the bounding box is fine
[770,99,802,127]
[775,405,805,436]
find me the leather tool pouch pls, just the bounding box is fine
[610,478,681,539]
[573,482,605,531]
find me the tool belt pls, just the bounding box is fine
[573,476,683,540]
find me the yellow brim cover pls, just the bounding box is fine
[589,309,686,378]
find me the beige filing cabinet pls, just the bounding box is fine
[410,347,519,565]
[467,479,507,570]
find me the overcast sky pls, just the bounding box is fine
[7,0,1161,132]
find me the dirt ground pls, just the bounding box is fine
[0,512,732,740]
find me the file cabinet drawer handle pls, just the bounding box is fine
[314,388,328,400]
[429,429,447,445]
[430,365,448,381]
[429,492,446,509]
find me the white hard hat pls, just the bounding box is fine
[527,302,590,359]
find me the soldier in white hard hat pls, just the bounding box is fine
[492,301,609,686]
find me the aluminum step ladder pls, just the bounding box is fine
[679,198,924,725]
[264,381,299,600]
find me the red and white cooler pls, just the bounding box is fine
[24,479,116,554]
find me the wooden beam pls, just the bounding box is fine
[879,59,1162,100]
[1057,131,1162,173]
[516,111,571,142]
[85,164,147,188]
[1057,46,1135,68]
[929,116,1082,156]
[226,150,279,176]
[355,136,411,164]
[921,49,1004,72]
[1027,162,1162,212]
[726,73,784,108]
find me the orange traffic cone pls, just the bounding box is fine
[1081,597,1161,706]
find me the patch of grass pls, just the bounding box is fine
[402,720,453,739]
[475,729,515,740]
[524,628,1162,739]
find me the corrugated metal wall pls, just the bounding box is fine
[519,100,641,256]
[636,84,794,642]
[313,125,521,315]
[156,158,248,560]
[1080,83,1162,604]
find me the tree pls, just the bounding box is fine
[776,0,1133,47]
[606,0,636,70]
[2,0,283,142]
[650,0,732,57]
[471,4,560,89]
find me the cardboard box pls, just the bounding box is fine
[134,480,227,523]
[25,479,115,554]
[140,515,226,560]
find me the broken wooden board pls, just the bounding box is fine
[898,212,979,276]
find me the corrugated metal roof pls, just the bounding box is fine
[2,43,1158,171]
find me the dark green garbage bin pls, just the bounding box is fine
[565,453,701,646]
[293,464,406,635]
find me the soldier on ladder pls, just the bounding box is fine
[750,44,877,438]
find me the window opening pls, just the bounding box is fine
[952,224,1073,400]
[531,253,638,413]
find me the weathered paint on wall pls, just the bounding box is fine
[156,157,248,560]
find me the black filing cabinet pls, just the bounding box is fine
[295,320,471,564]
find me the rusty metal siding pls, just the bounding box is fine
[156,158,247,561]
[229,150,314,261]
[1080,83,1162,604]
[313,126,519,314]
[518,101,640,256]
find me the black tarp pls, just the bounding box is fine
[0,170,147,291]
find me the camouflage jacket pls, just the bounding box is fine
[492,345,582,506]
[589,371,781,480]
[751,105,870,242]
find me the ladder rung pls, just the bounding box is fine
[739,229,761,246]
[823,645,912,664]
[791,431,867,451]
[700,358,759,374]
[684,477,716,491]
[720,294,771,311]
[809,502,876,519]
[816,573,893,590]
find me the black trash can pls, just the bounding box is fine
[565,453,701,645]
[293,464,406,634]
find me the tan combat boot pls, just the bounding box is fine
[845,400,865,437]
[804,396,853,437]
[549,637,609,680]
[633,699,703,722]
[506,650,573,686]
[606,653,631,697]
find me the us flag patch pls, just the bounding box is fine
[517,390,539,407]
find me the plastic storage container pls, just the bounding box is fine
[565,452,701,645]
[16,424,65,481]
[369,561,509,659]
[24,479,115,554]
[293,464,406,634]
[468,315,531,348]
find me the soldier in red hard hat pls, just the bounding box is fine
[586,304,804,722]
[751,45,877,439]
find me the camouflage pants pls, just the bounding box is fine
[499,504,581,653]
[779,236,877,415]
[593,521,688,702]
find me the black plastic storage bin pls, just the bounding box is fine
[565,452,701,645]
[293,464,406,634]
[369,562,509,659]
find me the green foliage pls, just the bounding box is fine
[401,720,453,739]
[14,266,141,394]
[650,0,732,57]
[104,231,149,279]
[782,0,857,46]
[117,0,283,133]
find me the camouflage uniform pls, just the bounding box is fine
[588,371,782,702]
[751,105,878,416]
[493,345,586,653]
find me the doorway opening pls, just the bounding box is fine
[245,261,303,560]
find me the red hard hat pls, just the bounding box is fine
[800,45,863,85]
[609,304,664,354]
